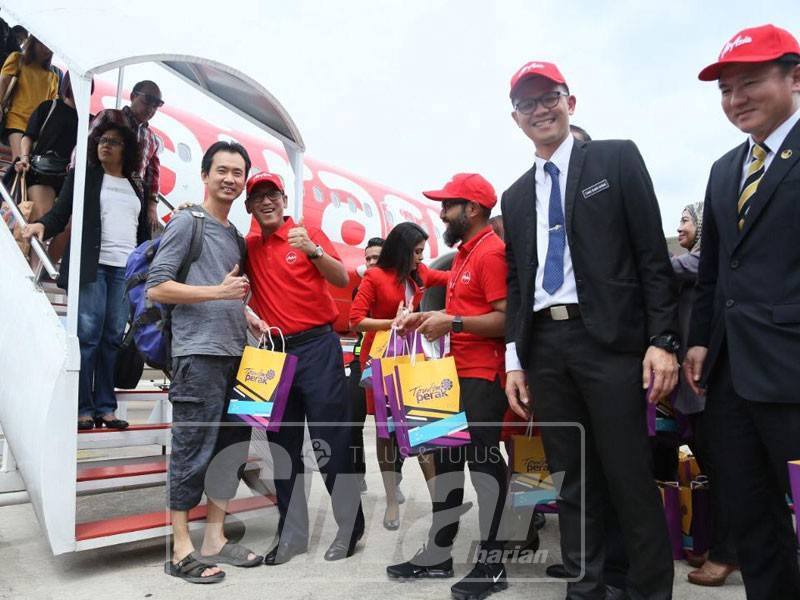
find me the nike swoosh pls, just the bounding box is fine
[493,570,504,583]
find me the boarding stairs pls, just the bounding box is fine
[0,180,275,554]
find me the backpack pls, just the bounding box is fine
[121,210,246,377]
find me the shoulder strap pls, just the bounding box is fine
[175,210,205,284]
[32,100,58,154]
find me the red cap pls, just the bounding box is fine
[246,172,285,196]
[423,173,497,209]
[509,61,567,97]
[698,24,800,81]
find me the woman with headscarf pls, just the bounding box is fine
[669,202,738,587]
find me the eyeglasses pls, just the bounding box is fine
[248,191,284,204]
[441,199,467,211]
[514,91,568,115]
[133,92,164,108]
[98,136,124,147]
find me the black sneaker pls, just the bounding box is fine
[387,545,454,580]
[450,561,508,600]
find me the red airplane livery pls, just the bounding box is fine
[90,80,448,332]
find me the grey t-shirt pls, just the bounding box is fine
[146,206,247,358]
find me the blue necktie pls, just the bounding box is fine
[542,161,565,294]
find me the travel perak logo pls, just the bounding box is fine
[243,368,276,384]
[524,456,549,474]
[410,378,454,404]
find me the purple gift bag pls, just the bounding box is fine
[659,482,685,559]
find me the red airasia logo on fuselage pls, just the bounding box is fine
[286,251,298,264]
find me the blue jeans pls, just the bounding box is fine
[77,264,129,418]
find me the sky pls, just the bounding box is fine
[6,1,800,234]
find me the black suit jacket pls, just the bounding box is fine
[38,164,150,289]
[688,120,800,403]
[502,139,677,368]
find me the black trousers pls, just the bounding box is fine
[428,377,508,558]
[266,332,365,546]
[705,344,800,600]
[347,360,367,477]
[526,318,673,600]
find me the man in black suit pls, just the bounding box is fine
[502,61,678,600]
[685,24,800,600]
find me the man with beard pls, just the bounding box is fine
[387,173,511,600]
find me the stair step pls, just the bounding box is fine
[77,423,170,451]
[78,456,167,481]
[75,494,276,549]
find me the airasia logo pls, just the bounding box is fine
[719,34,752,59]
[285,251,298,264]
[461,271,471,284]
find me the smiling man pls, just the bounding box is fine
[501,61,678,600]
[685,24,800,600]
[243,171,365,565]
[147,141,260,583]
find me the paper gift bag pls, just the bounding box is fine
[369,329,423,439]
[687,477,711,554]
[788,460,800,544]
[678,453,701,486]
[227,330,297,431]
[368,329,392,359]
[508,422,558,509]
[388,353,470,457]
[659,481,685,559]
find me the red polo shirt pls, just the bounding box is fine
[245,217,341,335]
[446,226,507,381]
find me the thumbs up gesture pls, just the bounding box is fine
[287,216,316,256]
[217,264,250,300]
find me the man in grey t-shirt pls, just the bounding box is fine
[147,141,262,583]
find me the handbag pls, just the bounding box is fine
[30,101,69,177]
[9,173,33,256]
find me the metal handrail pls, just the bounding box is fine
[0,179,59,281]
[158,192,175,211]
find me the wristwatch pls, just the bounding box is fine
[451,315,464,333]
[309,245,324,260]
[649,333,680,354]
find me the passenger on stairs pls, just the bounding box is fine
[145,141,262,583]
[23,121,149,432]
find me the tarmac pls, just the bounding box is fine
[0,413,748,600]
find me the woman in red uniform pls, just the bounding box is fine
[350,222,448,530]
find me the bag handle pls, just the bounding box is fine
[382,326,410,359]
[257,326,287,352]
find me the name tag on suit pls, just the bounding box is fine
[581,179,610,199]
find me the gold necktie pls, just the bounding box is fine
[737,142,769,231]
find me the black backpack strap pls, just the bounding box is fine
[176,210,205,284]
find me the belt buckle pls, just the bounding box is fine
[550,305,570,321]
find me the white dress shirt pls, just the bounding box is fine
[740,106,800,190]
[506,133,579,372]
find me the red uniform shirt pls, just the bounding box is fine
[245,217,341,335]
[446,226,507,381]
[350,263,448,369]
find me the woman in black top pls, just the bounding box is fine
[15,72,79,264]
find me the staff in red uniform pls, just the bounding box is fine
[349,222,447,530]
[387,173,511,600]
[243,172,364,565]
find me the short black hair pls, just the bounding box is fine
[132,80,161,95]
[366,237,384,249]
[201,141,251,177]
[377,222,428,284]
[570,124,592,142]
[776,53,800,75]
